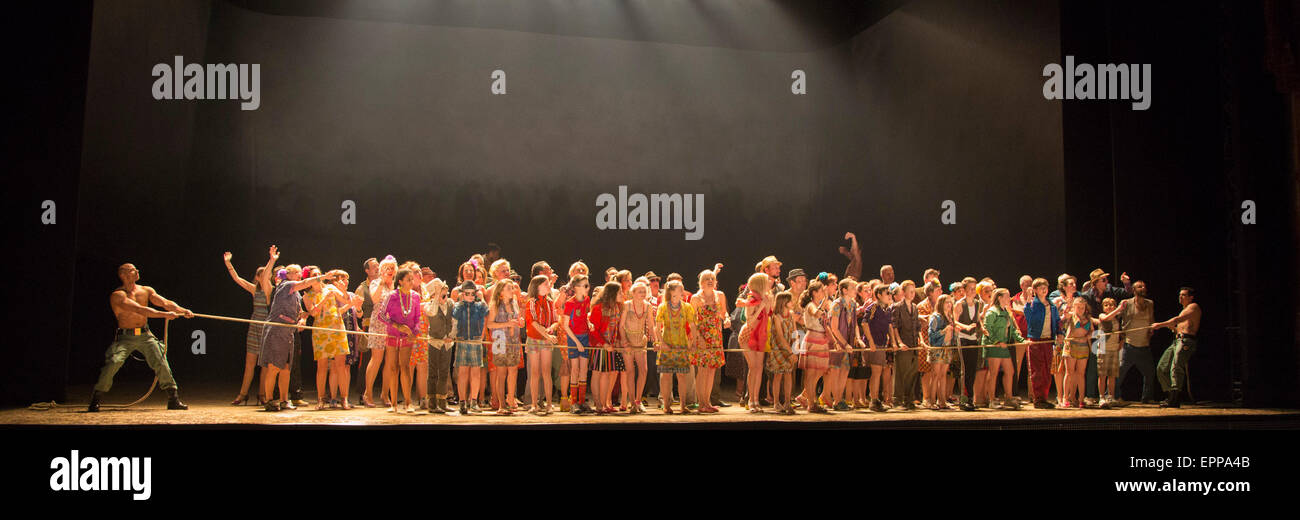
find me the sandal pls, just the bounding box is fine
[231,394,248,406]
[496,408,513,416]
[664,406,675,415]
[362,395,376,408]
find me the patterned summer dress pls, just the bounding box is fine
[765,313,797,373]
[411,296,429,365]
[491,301,523,367]
[655,302,694,374]
[245,289,268,355]
[306,288,350,360]
[590,302,624,371]
[367,279,393,351]
[692,300,724,368]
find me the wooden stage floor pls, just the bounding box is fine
[4,383,1298,429]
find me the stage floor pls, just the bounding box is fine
[4,383,1298,429]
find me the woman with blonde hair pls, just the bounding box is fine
[736,272,774,412]
[620,281,655,413]
[689,268,729,414]
[362,255,397,407]
[486,279,525,414]
[1061,296,1097,408]
[304,268,354,410]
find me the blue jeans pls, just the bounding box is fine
[1116,343,1157,401]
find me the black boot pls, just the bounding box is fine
[87,390,104,412]
[167,389,189,410]
[1159,390,1181,408]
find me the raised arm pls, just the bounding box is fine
[258,246,278,296]
[841,232,862,280]
[222,252,255,294]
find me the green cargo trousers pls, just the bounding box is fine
[1156,335,1196,392]
[94,328,178,393]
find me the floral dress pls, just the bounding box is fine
[692,300,725,368]
[655,302,694,374]
[765,314,797,374]
[491,301,523,367]
[366,279,393,351]
[306,287,350,360]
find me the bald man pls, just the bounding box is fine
[88,263,193,412]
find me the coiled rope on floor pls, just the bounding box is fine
[28,319,169,411]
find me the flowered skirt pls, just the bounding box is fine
[657,342,691,374]
[312,328,350,360]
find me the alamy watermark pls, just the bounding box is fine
[152,56,260,110]
[1043,56,1150,111]
[596,186,704,240]
[49,450,152,501]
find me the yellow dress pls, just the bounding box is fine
[307,287,350,360]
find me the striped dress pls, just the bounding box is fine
[245,290,268,354]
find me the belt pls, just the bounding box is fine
[116,327,150,336]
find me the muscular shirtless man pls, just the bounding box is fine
[1151,286,1202,408]
[88,263,194,412]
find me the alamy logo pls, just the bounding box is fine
[596,186,704,240]
[152,56,260,110]
[1043,56,1150,111]
[49,450,152,501]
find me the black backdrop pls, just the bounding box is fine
[6,0,1296,407]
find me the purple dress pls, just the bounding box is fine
[380,289,421,348]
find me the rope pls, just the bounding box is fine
[190,312,1154,353]
[28,319,169,411]
[23,309,1154,411]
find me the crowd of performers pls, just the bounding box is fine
[88,235,1204,416]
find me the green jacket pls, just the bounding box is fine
[980,306,1024,358]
